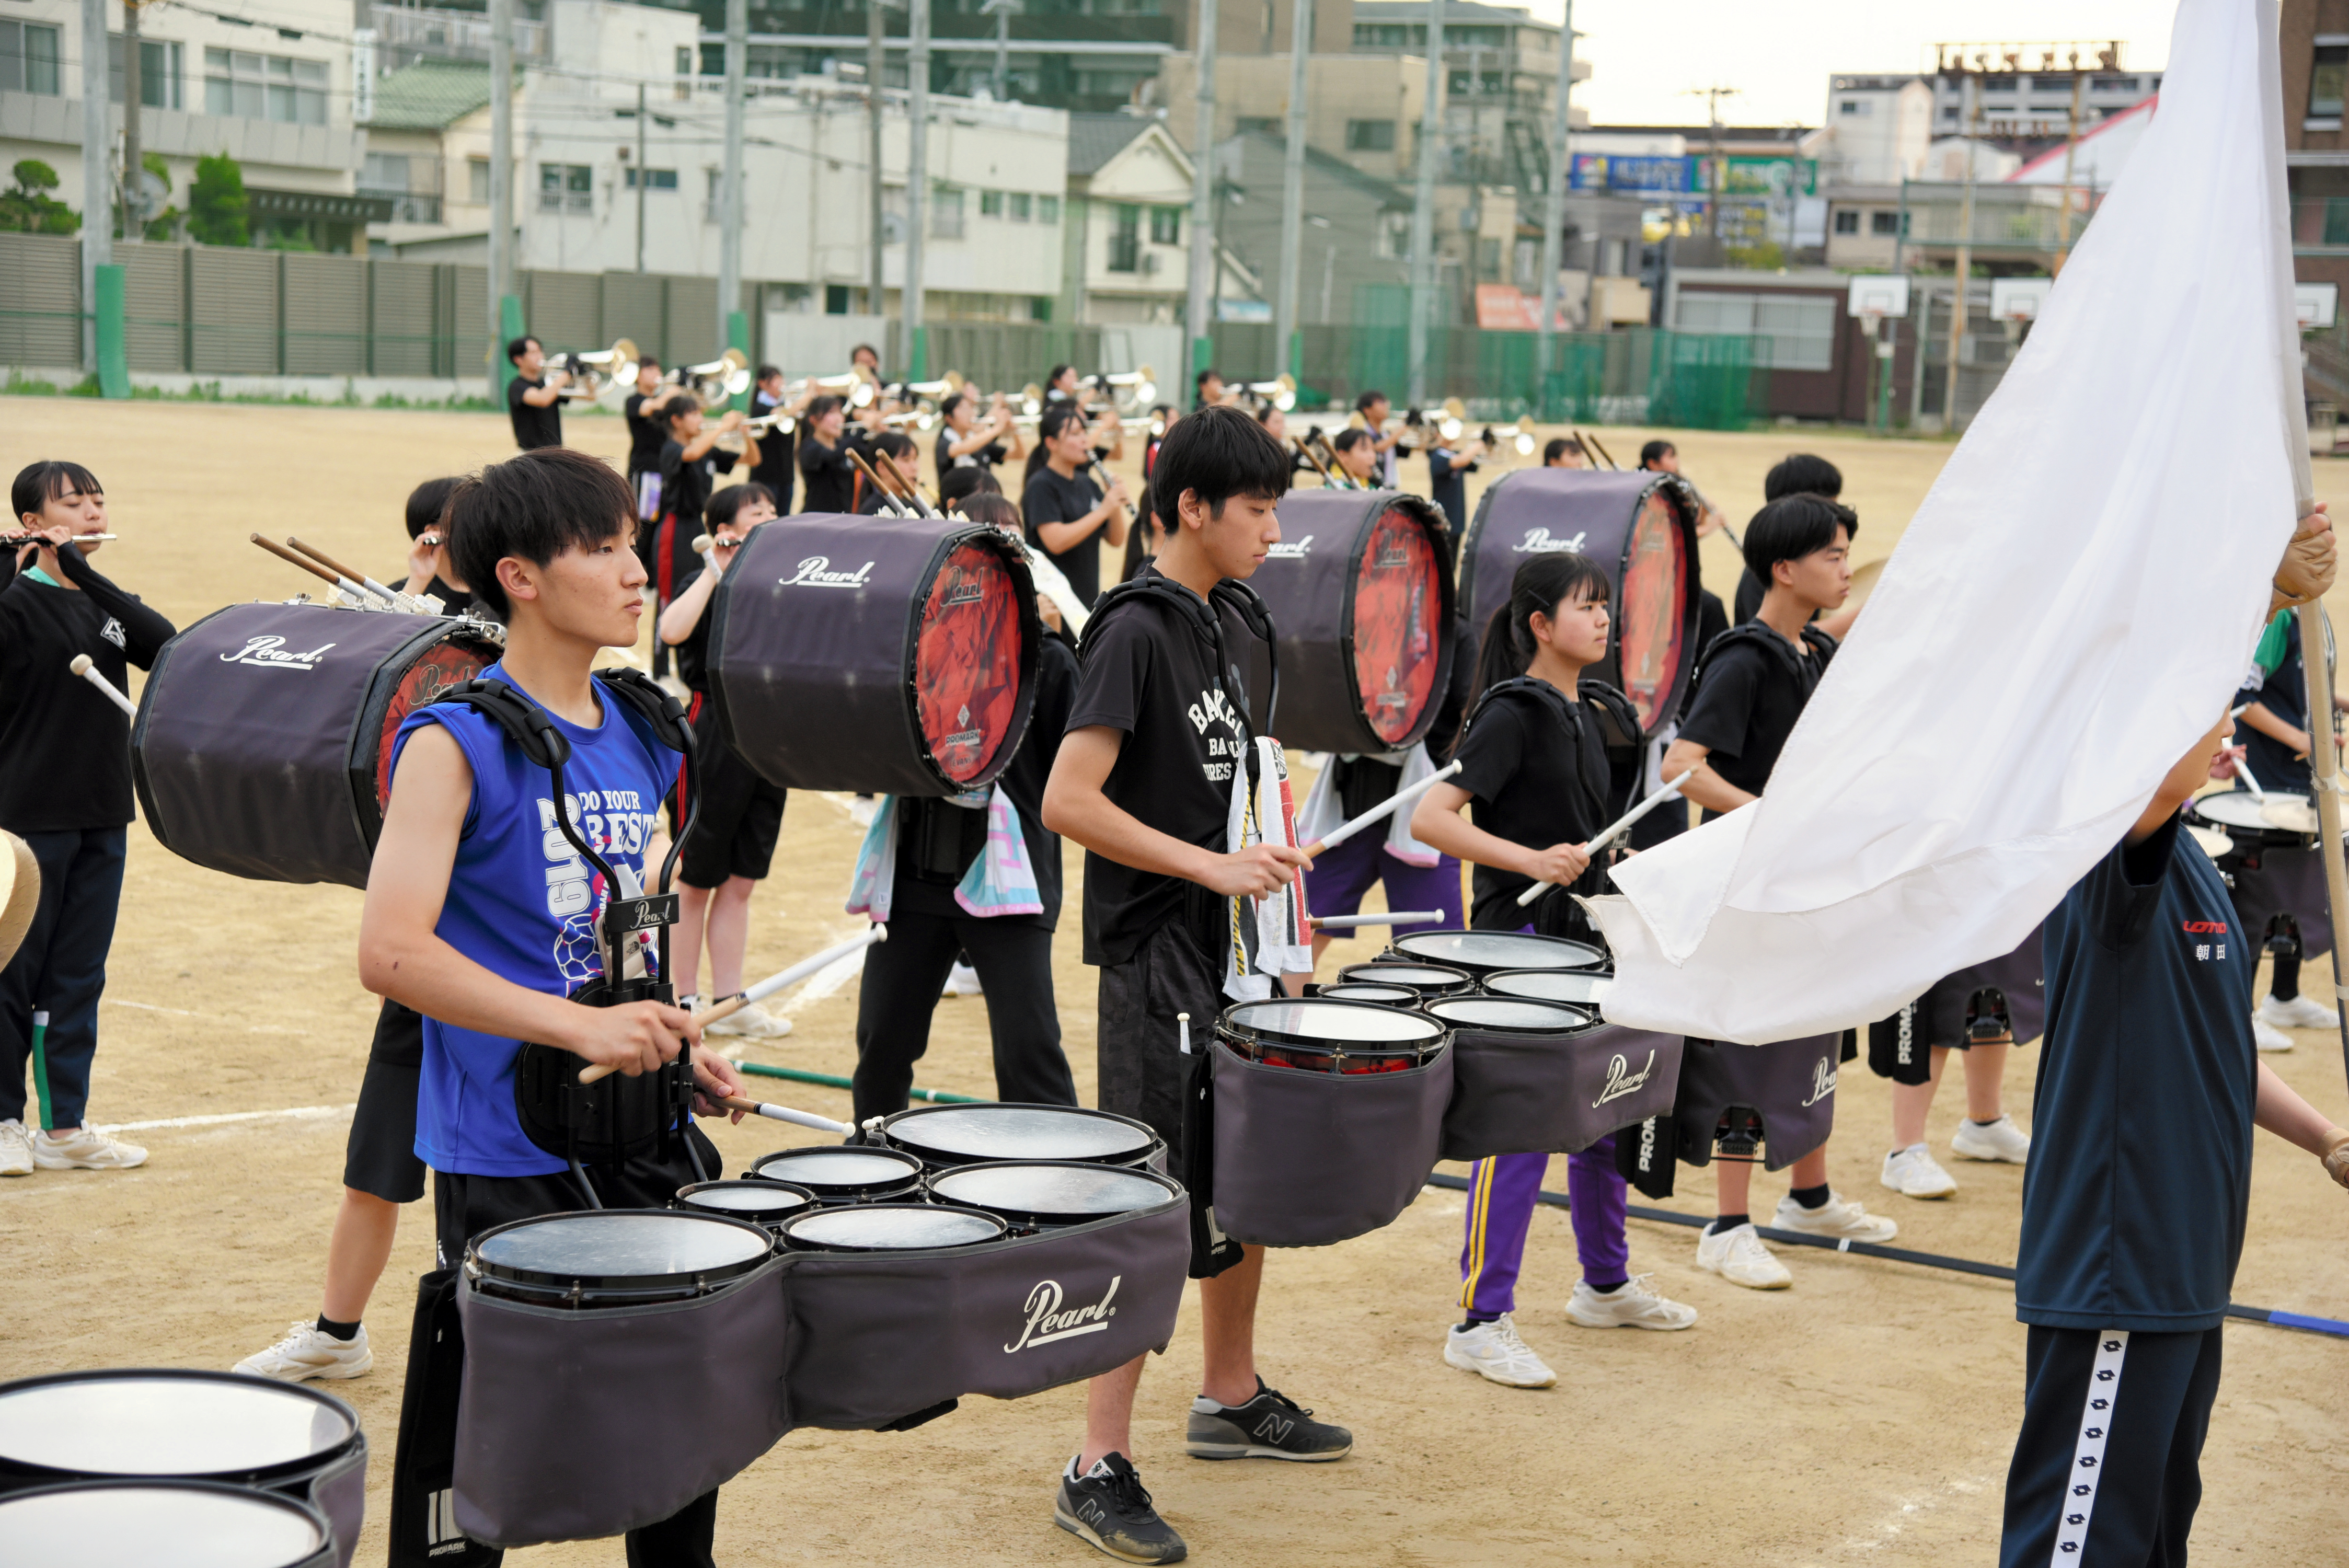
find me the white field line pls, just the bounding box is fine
[95,1104,355,1134]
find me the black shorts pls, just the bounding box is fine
[1095,923,1220,1161]
[679,737,786,888]
[430,1124,722,1270]
[343,999,428,1204]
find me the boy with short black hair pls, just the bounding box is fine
[747,364,805,516]
[1542,436,1588,469]
[395,476,473,614]
[1355,390,1401,486]
[622,355,678,520]
[504,336,568,452]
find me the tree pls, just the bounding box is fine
[189,152,248,247]
[0,159,81,235]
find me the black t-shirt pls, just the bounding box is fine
[2237,609,2310,792]
[1024,466,1106,607]
[659,437,738,532]
[0,552,176,832]
[798,435,857,515]
[1068,569,1250,965]
[936,429,1008,477]
[1676,622,1837,802]
[507,375,561,451]
[623,392,670,474]
[1449,681,1614,930]
[1427,448,1477,540]
[748,391,797,511]
[392,569,473,617]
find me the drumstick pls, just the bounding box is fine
[1579,429,1621,470]
[2237,755,2269,802]
[66,654,134,716]
[1516,770,1694,907]
[1177,1012,1191,1055]
[578,926,888,1085]
[250,532,352,593]
[1302,761,1463,856]
[1308,912,1443,929]
[878,450,942,517]
[717,1094,850,1134]
[286,537,422,613]
[694,534,716,557]
[846,449,909,516]
[1292,434,1342,488]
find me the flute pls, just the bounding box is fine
[5,532,116,547]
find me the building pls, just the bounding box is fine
[1061,109,1256,331]
[1926,47,2161,145]
[1206,127,1409,328]
[1344,1,1571,190]
[1812,74,1933,186]
[1155,51,1431,186]
[2283,0,2349,430]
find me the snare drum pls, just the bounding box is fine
[0,1480,336,1568]
[1218,996,1447,1074]
[925,1161,1182,1235]
[779,1204,1007,1253]
[675,1179,815,1232]
[466,1209,774,1309]
[2190,788,2316,848]
[1316,981,1419,1005]
[746,1145,928,1203]
[1483,967,1611,1008]
[1335,962,1473,1000]
[876,1103,1162,1172]
[1390,929,1605,976]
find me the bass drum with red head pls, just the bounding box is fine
[704,513,1040,797]
[131,602,502,887]
[1456,469,1700,738]
[1240,489,1455,754]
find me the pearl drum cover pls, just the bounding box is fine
[1428,996,1684,1161]
[132,603,500,887]
[704,513,1040,796]
[1670,1034,1842,1171]
[1457,469,1701,736]
[1241,489,1456,754]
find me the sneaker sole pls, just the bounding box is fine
[234,1356,373,1382]
[1696,1258,1792,1290]
[1053,1503,1187,1564]
[0,1166,30,1178]
[1183,1439,1353,1461]
[1949,1148,2026,1164]
[1565,1309,1697,1330]
[1441,1348,1556,1386]
[1881,1178,1957,1198]
[31,1158,147,1171]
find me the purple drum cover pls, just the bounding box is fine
[1914,923,2049,1047]
[1670,1034,1840,1172]
[1436,1006,1682,1161]
[1242,489,1456,754]
[132,603,498,888]
[705,513,1040,797]
[1456,469,1700,736]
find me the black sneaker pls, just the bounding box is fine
[1184,1379,1353,1461]
[1054,1452,1188,1564]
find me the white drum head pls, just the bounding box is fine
[0,1484,328,1565]
[0,1375,352,1479]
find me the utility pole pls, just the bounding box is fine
[1535,0,1574,387]
[1942,71,1977,433]
[720,0,746,358]
[122,0,142,240]
[1683,83,1736,240]
[868,0,885,314]
[1406,0,1444,408]
[1273,0,1310,383]
[488,0,515,397]
[907,0,929,376]
[984,0,1015,100]
[1185,0,1218,386]
[78,0,108,368]
[635,81,648,272]
[2055,59,2085,272]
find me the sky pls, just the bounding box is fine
[1524,1,2180,128]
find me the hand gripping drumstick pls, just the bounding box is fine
[67,654,135,716]
[578,925,889,1085]
[1308,912,1443,929]
[1517,770,1695,907]
[715,1095,850,1134]
[1300,760,1463,857]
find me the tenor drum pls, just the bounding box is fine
[745,1145,927,1204]
[1390,928,1605,976]
[1483,968,1611,1008]
[1427,996,1682,1160]
[1335,961,1473,1000]
[1670,1035,1841,1172]
[705,513,1041,796]
[1315,981,1419,1005]
[2189,788,2317,849]
[874,1103,1162,1172]
[1457,469,1701,735]
[132,603,500,887]
[465,1209,773,1309]
[1218,995,1446,1074]
[675,1178,816,1232]
[1239,489,1456,754]
[0,1481,336,1568]
[925,1161,1182,1236]
[778,1204,1007,1253]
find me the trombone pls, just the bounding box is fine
[1483,423,1538,457]
[675,348,752,403]
[711,411,793,453]
[555,337,639,402]
[1242,373,1297,412]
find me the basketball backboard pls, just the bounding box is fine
[1846,275,1910,319]
[1990,278,2054,323]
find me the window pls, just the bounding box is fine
[468,157,490,203]
[1037,194,1059,224]
[1942,104,1960,120]
[1448,70,1471,94]
[931,185,964,239]
[2092,75,2139,92]
[1838,98,1868,116]
[1109,204,1140,272]
[540,163,592,212]
[980,188,1004,217]
[1479,72,1503,94]
[1346,118,1396,152]
[0,21,62,95]
[1149,205,1180,245]
[1870,210,1902,236]
[1832,210,1860,235]
[1376,210,1409,259]
[2313,47,2348,119]
[1236,116,1279,135]
[361,152,410,193]
[675,47,693,75]
[109,37,183,108]
[623,167,677,189]
[1009,191,1031,222]
[205,49,327,124]
[1673,291,1835,372]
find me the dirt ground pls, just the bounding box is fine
[3,398,2347,1566]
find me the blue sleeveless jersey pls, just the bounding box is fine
[392,663,681,1176]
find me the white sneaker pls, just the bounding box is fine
[705,1001,792,1040]
[1442,1313,1557,1387]
[1772,1190,1898,1243]
[2259,991,2338,1030]
[1950,1114,2032,1164]
[0,1120,32,1177]
[234,1321,373,1382]
[1881,1143,1958,1198]
[31,1124,147,1170]
[1567,1273,1698,1330]
[2253,1017,2297,1053]
[942,962,983,998]
[1694,1222,1792,1289]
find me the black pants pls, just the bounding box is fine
[850,906,1073,1125]
[0,827,126,1129]
[1999,1324,2223,1568]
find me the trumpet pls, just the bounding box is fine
[670,348,752,403]
[1483,422,1537,457]
[1242,373,1297,413]
[1086,364,1157,411]
[711,411,793,452]
[555,337,639,402]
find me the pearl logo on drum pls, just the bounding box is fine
[781,556,877,589]
[1265,534,1314,559]
[1592,1048,1659,1109]
[218,634,337,671]
[1006,1275,1122,1353]
[1800,1055,1839,1108]
[1512,527,1588,555]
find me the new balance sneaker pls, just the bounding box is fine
[1054,1454,1186,1564]
[0,1120,32,1178]
[1881,1142,1958,1198]
[1772,1190,1898,1243]
[32,1124,146,1170]
[705,1002,792,1040]
[1185,1379,1352,1461]
[2254,1017,2297,1053]
[1950,1114,2032,1165]
[234,1321,373,1382]
[1567,1274,1699,1330]
[942,962,984,998]
[1694,1222,1791,1289]
[1443,1315,1557,1386]
[2260,991,2340,1030]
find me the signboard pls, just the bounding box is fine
[1570,154,1694,195]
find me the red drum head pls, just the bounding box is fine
[372,638,497,810]
[914,540,1024,786]
[1616,490,1689,731]
[1351,506,1446,746]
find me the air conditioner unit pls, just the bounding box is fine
[1140,251,1162,275]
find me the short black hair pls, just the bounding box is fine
[805,394,844,424]
[1542,437,1583,464]
[11,460,101,523]
[638,353,662,372]
[959,492,1021,533]
[939,391,969,422]
[707,483,776,529]
[939,466,1000,508]
[1742,493,1858,584]
[1040,403,1087,444]
[444,448,637,621]
[1356,389,1389,412]
[1195,368,1220,390]
[1048,363,1075,386]
[872,430,916,460]
[1253,403,1283,426]
[1331,428,1372,455]
[664,392,703,425]
[1638,439,1674,468]
[1151,405,1289,530]
[505,335,539,365]
[850,342,879,364]
[404,476,459,540]
[1467,551,1613,736]
[1764,453,1843,501]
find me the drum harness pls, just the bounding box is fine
[426,669,708,1208]
[1462,675,1639,939]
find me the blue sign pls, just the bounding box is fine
[1569,154,1696,195]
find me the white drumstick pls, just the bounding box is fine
[1516,770,1694,907]
[1304,760,1463,856]
[694,533,716,556]
[1177,1011,1192,1056]
[1309,912,1443,929]
[2237,755,2267,802]
[67,655,135,716]
[717,1094,850,1134]
[1019,540,1091,635]
[579,925,888,1085]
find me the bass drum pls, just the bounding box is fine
[706,513,1040,797]
[1241,489,1456,754]
[132,603,501,887]
[1456,469,1700,736]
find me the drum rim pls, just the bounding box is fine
[675,1178,817,1217]
[0,1367,362,1481]
[746,1144,927,1194]
[1389,928,1608,975]
[1482,966,1616,1002]
[779,1200,1010,1252]
[1334,960,1473,993]
[923,1159,1183,1227]
[0,1477,333,1558]
[1315,982,1418,1002]
[465,1207,775,1293]
[904,524,1041,793]
[2190,789,2313,837]
[874,1100,1162,1163]
[1425,995,1599,1033]
[1218,994,1448,1051]
[1343,494,1455,753]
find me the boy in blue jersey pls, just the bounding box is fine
[2000,517,2349,1567]
[360,446,746,1567]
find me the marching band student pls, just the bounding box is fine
[1195,367,1228,409]
[1024,403,1131,609]
[1043,406,1351,1565]
[657,483,793,1041]
[503,336,568,452]
[622,355,680,521]
[934,389,1026,485]
[396,476,473,613]
[1144,405,1175,479]
[939,465,1002,514]
[1356,390,1403,487]
[1873,952,2037,1201]
[363,445,749,1566]
[1639,438,1736,548]
[1410,554,1700,1389]
[797,395,858,514]
[1542,436,1588,469]
[1733,455,1863,640]
[845,490,1080,1121]
[1660,493,1899,1288]
[655,396,755,663]
[0,462,172,1179]
[1424,424,1486,543]
[1330,426,1381,487]
[856,431,923,515]
[747,364,807,517]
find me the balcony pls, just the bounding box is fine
[375,7,549,65]
[361,189,443,224]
